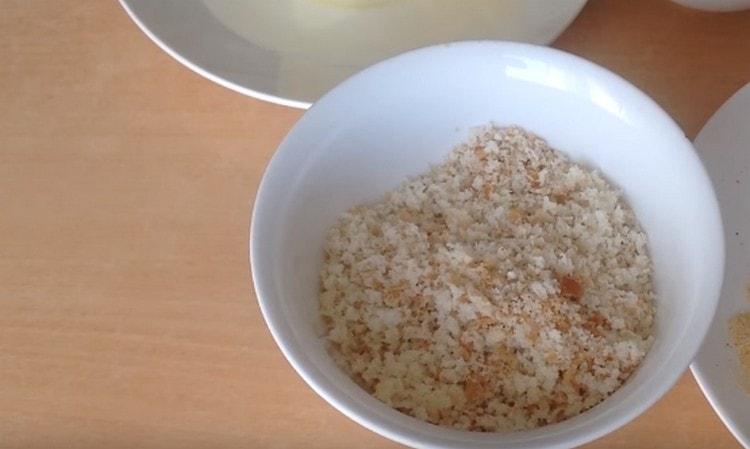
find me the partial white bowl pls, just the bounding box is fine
[119,0,587,108]
[251,41,724,449]
[671,0,750,11]
[691,82,750,449]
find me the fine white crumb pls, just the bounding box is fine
[319,125,656,432]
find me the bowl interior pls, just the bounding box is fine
[251,42,723,449]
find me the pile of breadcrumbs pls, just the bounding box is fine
[319,125,655,431]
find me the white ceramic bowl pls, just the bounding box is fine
[251,41,724,449]
[119,0,587,108]
[670,0,750,11]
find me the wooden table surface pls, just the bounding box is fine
[2,1,750,448]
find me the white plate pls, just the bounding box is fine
[691,82,750,449]
[119,0,587,108]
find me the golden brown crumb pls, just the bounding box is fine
[558,274,584,300]
[506,208,524,224]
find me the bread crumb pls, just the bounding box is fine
[319,125,656,431]
[729,312,750,393]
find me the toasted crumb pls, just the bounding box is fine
[558,274,584,300]
[319,125,656,432]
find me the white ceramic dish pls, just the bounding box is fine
[119,0,587,109]
[691,82,750,449]
[670,0,750,11]
[250,41,724,449]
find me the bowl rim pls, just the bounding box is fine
[118,0,313,109]
[250,40,725,449]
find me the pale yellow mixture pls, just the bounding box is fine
[201,0,582,98]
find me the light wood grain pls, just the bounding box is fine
[1,1,749,448]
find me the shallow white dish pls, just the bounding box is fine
[119,0,587,109]
[250,41,724,448]
[670,0,750,11]
[691,82,750,449]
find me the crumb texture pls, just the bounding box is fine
[319,125,656,431]
[729,312,750,393]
